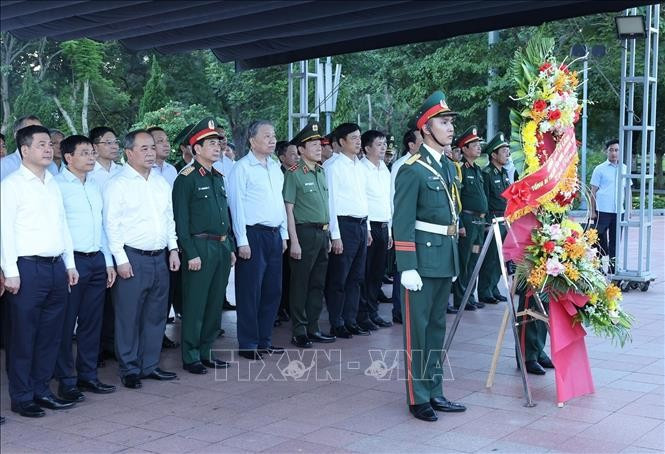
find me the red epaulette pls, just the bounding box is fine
[198,167,207,176]
[287,163,299,172]
[464,162,471,168]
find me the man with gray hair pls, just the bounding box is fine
[104,129,180,389]
[0,115,58,181]
[228,120,288,360]
[49,129,65,170]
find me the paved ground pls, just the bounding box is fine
[1,218,663,453]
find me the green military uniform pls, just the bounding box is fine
[173,123,195,172]
[478,132,510,303]
[172,118,234,367]
[394,91,460,408]
[283,123,331,341]
[452,127,488,308]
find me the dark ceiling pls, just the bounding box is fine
[1,1,655,69]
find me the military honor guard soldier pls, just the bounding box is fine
[393,91,466,422]
[283,122,336,348]
[477,132,511,305]
[452,126,489,311]
[173,118,236,374]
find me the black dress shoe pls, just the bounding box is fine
[59,386,85,402]
[77,379,116,394]
[345,323,370,336]
[238,350,263,360]
[291,335,313,348]
[409,403,438,422]
[462,303,476,311]
[143,368,177,380]
[307,332,335,343]
[473,300,486,308]
[538,356,555,369]
[493,294,507,302]
[430,396,466,412]
[11,401,45,418]
[273,319,282,327]
[524,360,546,375]
[121,374,142,389]
[371,317,393,328]
[447,306,459,314]
[223,300,236,310]
[382,275,394,285]
[392,314,403,324]
[34,395,76,410]
[167,316,175,324]
[183,362,208,374]
[478,297,497,305]
[330,325,353,339]
[258,346,285,355]
[0,416,5,424]
[357,319,379,331]
[218,328,225,338]
[162,335,180,349]
[201,358,230,369]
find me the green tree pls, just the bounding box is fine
[139,56,169,119]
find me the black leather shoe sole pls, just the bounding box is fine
[430,397,466,412]
[77,380,116,394]
[345,324,371,336]
[538,357,555,369]
[331,327,353,339]
[307,333,335,343]
[258,346,285,355]
[524,360,546,375]
[493,295,508,302]
[34,396,76,410]
[121,375,142,389]
[371,318,393,328]
[409,404,438,422]
[357,320,379,331]
[59,388,85,403]
[291,336,313,348]
[144,371,177,381]
[11,402,45,418]
[201,359,229,369]
[183,362,208,374]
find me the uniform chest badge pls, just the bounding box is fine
[197,186,210,191]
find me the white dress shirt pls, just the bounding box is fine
[227,151,288,247]
[361,157,392,229]
[0,151,58,181]
[390,153,411,214]
[151,160,178,187]
[325,152,370,240]
[103,164,178,266]
[322,152,339,172]
[1,165,75,277]
[55,167,113,267]
[87,160,122,189]
[591,160,629,214]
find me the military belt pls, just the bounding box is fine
[297,223,329,231]
[462,209,486,218]
[414,220,457,236]
[193,233,228,242]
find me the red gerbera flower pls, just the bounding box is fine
[548,110,561,121]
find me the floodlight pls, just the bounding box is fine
[615,15,646,39]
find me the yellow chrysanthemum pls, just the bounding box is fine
[588,293,598,305]
[564,263,580,281]
[605,283,622,302]
[585,229,599,244]
[564,241,585,260]
[528,265,547,288]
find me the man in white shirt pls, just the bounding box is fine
[1,125,79,418]
[324,122,372,339]
[0,115,58,181]
[148,126,178,187]
[104,130,180,389]
[88,126,123,364]
[357,130,393,331]
[590,139,626,273]
[148,126,181,350]
[388,129,422,324]
[228,120,288,360]
[88,126,122,189]
[54,135,117,402]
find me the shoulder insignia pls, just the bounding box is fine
[302,165,309,174]
[405,153,421,165]
[315,163,324,170]
[212,167,224,177]
[180,167,195,176]
[198,167,207,177]
[464,162,471,168]
[287,163,299,172]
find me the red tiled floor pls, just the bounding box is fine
[1,218,663,453]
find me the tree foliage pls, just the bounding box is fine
[139,56,168,118]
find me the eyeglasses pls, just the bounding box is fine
[96,140,120,146]
[75,150,99,158]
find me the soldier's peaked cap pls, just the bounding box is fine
[188,117,221,146]
[414,90,458,130]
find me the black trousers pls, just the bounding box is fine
[56,252,106,386]
[358,222,389,322]
[325,218,367,328]
[7,257,67,404]
[595,212,617,272]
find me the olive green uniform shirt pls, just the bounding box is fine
[282,161,329,224]
[459,157,488,228]
[483,163,510,215]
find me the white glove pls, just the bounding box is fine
[401,269,423,291]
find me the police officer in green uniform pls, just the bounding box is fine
[393,91,466,422]
[172,117,236,375]
[283,122,336,348]
[477,132,511,305]
[452,126,488,311]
